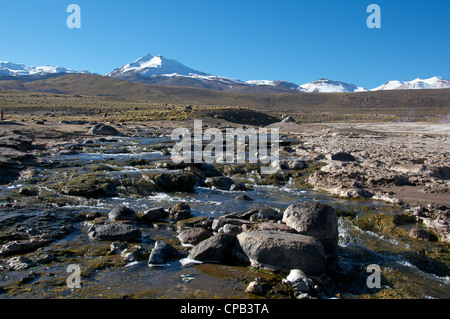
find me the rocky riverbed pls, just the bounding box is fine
[0,119,449,299]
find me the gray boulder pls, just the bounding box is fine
[168,203,192,221]
[178,227,213,245]
[139,207,168,222]
[150,172,197,192]
[188,234,235,263]
[148,240,181,265]
[282,201,338,255]
[88,223,142,241]
[233,231,326,275]
[108,205,137,221]
[88,123,122,136]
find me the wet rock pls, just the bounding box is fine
[88,223,142,241]
[409,229,432,241]
[29,251,55,265]
[168,203,192,221]
[121,245,146,262]
[282,269,314,293]
[176,217,213,231]
[249,208,282,222]
[148,240,182,265]
[18,186,40,196]
[139,207,168,222]
[110,242,128,254]
[0,239,49,257]
[234,194,253,201]
[148,172,197,192]
[178,228,213,246]
[188,234,235,263]
[246,281,263,294]
[88,123,122,136]
[282,201,338,255]
[184,165,205,179]
[4,256,36,271]
[108,205,138,221]
[232,231,326,275]
[60,173,118,198]
[205,176,235,190]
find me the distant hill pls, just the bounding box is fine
[0,74,449,117]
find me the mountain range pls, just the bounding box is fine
[1,54,449,93]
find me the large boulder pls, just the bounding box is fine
[60,173,118,198]
[169,203,192,221]
[88,223,142,241]
[148,240,182,265]
[178,227,213,246]
[88,123,122,136]
[139,207,168,222]
[147,172,197,192]
[232,231,326,276]
[282,201,338,255]
[108,205,137,221]
[188,234,235,263]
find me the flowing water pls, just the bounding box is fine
[0,135,449,299]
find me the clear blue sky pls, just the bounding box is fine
[1,0,449,89]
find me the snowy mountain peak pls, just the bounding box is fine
[297,78,368,93]
[107,54,209,78]
[371,76,450,91]
[0,61,90,77]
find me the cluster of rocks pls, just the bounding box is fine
[83,200,339,296]
[180,201,338,277]
[284,129,450,203]
[0,211,75,271]
[406,203,450,243]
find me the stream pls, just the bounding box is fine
[0,135,449,299]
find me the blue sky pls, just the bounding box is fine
[0,0,449,89]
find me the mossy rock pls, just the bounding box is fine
[141,172,197,192]
[353,213,397,233]
[258,172,289,186]
[60,173,119,198]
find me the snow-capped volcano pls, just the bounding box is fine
[0,61,90,77]
[106,54,300,93]
[297,78,368,93]
[106,54,209,78]
[372,76,450,91]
